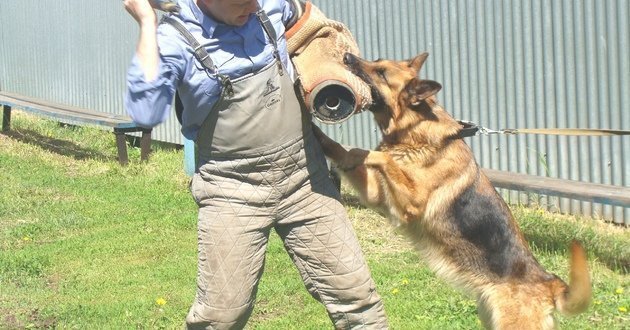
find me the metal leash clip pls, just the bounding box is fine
[478,126,506,135]
[456,120,513,137]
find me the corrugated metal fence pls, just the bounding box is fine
[315,0,630,225]
[0,0,179,142]
[1,0,628,224]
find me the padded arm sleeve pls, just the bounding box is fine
[285,2,373,112]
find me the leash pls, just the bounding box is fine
[456,120,630,138]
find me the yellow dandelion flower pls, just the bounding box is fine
[619,306,627,313]
[401,279,409,285]
[156,298,167,306]
[614,287,624,295]
[22,236,31,241]
[391,288,399,295]
[593,300,602,305]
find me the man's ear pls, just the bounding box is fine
[405,78,442,106]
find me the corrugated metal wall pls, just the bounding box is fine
[1,0,628,224]
[312,0,629,225]
[0,0,184,146]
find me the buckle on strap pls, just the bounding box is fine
[218,74,234,98]
[161,16,234,96]
[456,120,481,138]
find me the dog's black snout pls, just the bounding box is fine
[343,53,356,65]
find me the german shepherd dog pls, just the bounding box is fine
[312,52,591,329]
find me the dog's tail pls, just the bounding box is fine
[553,240,592,315]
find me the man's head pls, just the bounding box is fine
[197,0,259,26]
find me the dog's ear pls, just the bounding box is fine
[405,78,442,106]
[409,52,429,73]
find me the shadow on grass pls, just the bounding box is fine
[514,209,629,273]
[2,127,114,163]
[521,229,629,274]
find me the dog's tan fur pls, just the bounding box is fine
[312,52,591,329]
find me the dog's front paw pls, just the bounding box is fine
[339,148,369,171]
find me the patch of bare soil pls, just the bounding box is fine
[1,307,57,329]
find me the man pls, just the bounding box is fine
[123,0,388,328]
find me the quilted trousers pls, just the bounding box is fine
[185,133,388,329]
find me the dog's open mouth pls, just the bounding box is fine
[343,53,385,111]
[365,87,385,111]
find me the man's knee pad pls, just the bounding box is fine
[317,270,381,313]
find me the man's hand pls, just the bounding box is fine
[123,0,159,82]
[123,0,157,26]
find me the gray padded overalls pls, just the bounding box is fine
[185,11,388,330]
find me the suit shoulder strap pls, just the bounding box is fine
[161,16,216,71]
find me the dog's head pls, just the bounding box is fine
[343,52,442,121]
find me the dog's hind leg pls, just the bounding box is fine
[477,284,558,330]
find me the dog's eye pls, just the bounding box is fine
[376,69,388,81]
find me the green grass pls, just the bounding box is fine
[1,112,628,329]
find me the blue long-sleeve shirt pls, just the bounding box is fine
[125,0,295,140]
